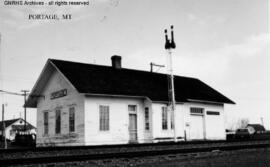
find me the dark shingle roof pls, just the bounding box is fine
[0,118,35,131]
[50,59,235,104]
[0,119,20,130]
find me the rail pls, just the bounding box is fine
[0,139,269,166]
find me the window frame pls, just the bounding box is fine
[69,107,75,133]
[99,105,110,131]
[170,109,174,130]
[145,107,150,130]
[44,111,49,135]
[55,109,61,134]
[162,106,168,130]
[128,105,137,114]
[190,107,204,115]
[206,111,220,115]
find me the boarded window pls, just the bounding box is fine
[206,111,220,115]
[55,109,61,134]
[44,112,48,135]
[145,107,150,130]
[69,107,75,132]
[99,105,109,131]
[162,107,168,130]
[190,107,204,115]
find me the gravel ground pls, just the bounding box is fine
[9,148,270,167]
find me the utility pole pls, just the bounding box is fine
[164,25,177,142]
[261,117,264,126]
[2,104,7,149]
[0,31,6,149]
[21,90,29,132]
[0,89,36,135]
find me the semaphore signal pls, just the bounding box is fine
[164,25,177,142]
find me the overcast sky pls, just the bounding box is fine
[0,0,269,129]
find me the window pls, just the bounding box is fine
[128,105,137,112]
[145,107,150,130]
[162,107,168,130]
[10,130,15,136]
[190,107,204,115]
[55,109,61,134]
[44,112,49,135]
[69,107,75,132]
[206,111,220,115]
[171,110,174,130]
[99,105,109,131]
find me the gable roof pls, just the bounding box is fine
[26,59,235,107]
[0,118,20,130]
[0,118,36,131]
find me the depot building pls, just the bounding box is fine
[25,56,235,147]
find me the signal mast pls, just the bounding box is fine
[164,25,177,142]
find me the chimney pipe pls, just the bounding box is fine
[111,55,122,69]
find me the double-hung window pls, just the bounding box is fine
[171,110,174,130]
[99,105,110,131]
[162,107,168,130]
[69,107,75,132]
[44,112,49,135]
[145,107,150,130]
[55,109,61,134]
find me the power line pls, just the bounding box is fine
[0,89,24,96]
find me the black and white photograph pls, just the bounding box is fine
[0,0,270,166]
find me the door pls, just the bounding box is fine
[129,114,137,143]
[206,112,223,139]
[190,115,205,140]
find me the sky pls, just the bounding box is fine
[0,0,269,129]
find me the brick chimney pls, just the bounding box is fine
[111,55,122,69]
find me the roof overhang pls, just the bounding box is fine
[84,93,150,101]
[25,59,78,108]
[25,60,53,108]
[84,93,187,105]
[152,101,185,105]
[186,98,235,105]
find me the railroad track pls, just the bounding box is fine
[1,139,270,166]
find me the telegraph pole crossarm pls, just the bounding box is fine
[150,62,165,72]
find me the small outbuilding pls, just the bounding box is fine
[0,118,36,141]
[25,56,235,147]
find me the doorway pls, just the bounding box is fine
[129,114,137,143]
